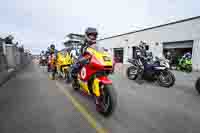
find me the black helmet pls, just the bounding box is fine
[41,50,44,53]
[85,27,98,45]
[50,44,55,49]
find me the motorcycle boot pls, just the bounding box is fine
[136,65,145,84]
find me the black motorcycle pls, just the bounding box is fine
[195,77,200,94]
[127,51,175,88]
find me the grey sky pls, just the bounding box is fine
[0,0,199,54]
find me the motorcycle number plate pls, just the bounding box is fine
[81,67,87,79]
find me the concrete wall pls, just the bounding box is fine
[98,18,200,71]
[0,43,32,85]
[5,45,17,68]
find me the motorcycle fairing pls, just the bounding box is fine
[92,76,112,97]
[154,66,167,70]
[79,79,91,94]
[77,46,113,97]
[87,47,113,66]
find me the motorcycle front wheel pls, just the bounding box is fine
[127,66,138,80]
[47,66,51,72]
[65,71,72,83]
[195,78,200,94]
[185,65,192,73]
[157,70,175,88]
[72,79,80,91]
[97,84,117,117]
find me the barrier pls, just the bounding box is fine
[0,43,31,86]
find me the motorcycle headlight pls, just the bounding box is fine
[42,56,46,59]
[136,52,141,56]
[160,61,170,68]
[103,56,111,61]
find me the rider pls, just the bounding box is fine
[49,44,58,79]
[40,50,46,64]
[183,52,192,59]
[40,50,45,56]
[71,27,98,79]
[135,41,148,83]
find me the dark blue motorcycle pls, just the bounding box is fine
[127,51,175,88]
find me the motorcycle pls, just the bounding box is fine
[195,77,200,94]
[177,55,192,73]
[40,55,47,66]
[127,51,175,88]
[71,46,117,117]
[47,55,52,72]
[56,50,74,82]
[49,54,57,80]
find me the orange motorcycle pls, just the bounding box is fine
[49,54,57,80]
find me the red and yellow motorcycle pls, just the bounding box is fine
[72,46,117,117]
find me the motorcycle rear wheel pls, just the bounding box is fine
[97,84,117,117]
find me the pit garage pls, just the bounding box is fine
[163,40,193,66]
[163,40,193,56]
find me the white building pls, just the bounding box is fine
[98,16,200,71]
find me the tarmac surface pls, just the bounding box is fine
[1,61,200,133]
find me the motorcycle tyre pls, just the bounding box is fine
[158,70,175,88]
[185,65,192,73]
[195,78,200,94]
[126,66,138,80]
[98,84,117,117]
[72,79,80,91]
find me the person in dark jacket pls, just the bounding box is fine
[135,41,149,83]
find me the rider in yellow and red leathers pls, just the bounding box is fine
[49,44,58,79]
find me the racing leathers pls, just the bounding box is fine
[71,43,92,79]
[135,46,148,82]
[49,49,58,79]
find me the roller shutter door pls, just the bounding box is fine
[163,40,193,49]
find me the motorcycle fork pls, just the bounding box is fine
[92,78,101,97]
[88,75,100,97]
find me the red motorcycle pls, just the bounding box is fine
[47,55,52,72]
[72,46,117,117]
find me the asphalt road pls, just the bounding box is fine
[1,61,200,133]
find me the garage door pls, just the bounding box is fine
[163,40,193,49]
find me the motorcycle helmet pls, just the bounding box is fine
[50,44,55,52]
[185,52,192,59]
[167,51,171,56]
[139,41,146,50]
[85,27,98,45]
[41,50,44,54]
